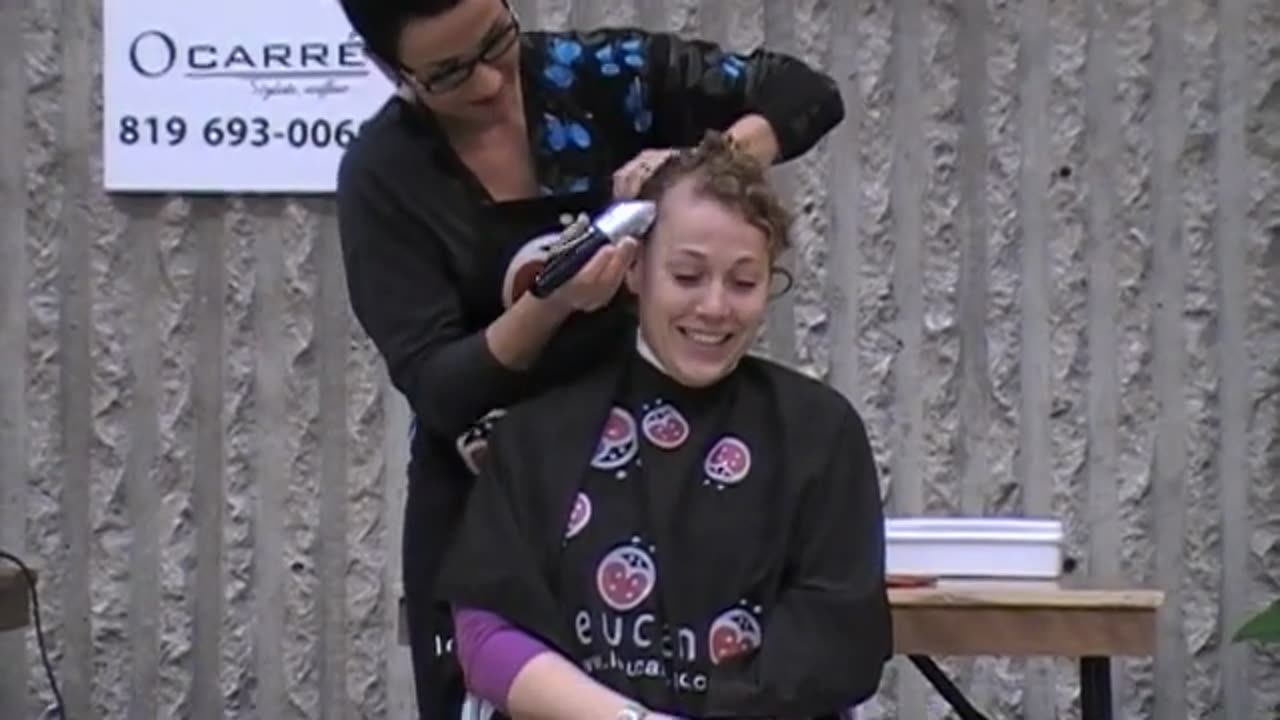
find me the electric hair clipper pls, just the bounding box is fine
[531,200,657,299]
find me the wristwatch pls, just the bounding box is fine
[616,703,648,720]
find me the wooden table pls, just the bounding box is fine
[889,584,1164,720]
[0,564,30,632]
[393,582,1161,720]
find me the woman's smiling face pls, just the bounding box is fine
[627,176,772,388]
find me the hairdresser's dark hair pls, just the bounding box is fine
[338,0,465,67]
[637,132,793,262]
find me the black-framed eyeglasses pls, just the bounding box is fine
[405,8,521,94]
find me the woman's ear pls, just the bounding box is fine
[624,248,644,296]
[768,266,794,299]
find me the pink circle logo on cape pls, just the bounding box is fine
[565,492,592,539]
[708,608,763,665]
[591,407,638,470]
[595,544,656,612]
[704,436,751,485]
[641,403,690,449]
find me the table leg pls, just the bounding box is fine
[907,655,990,720]
[1080,656,1113,720]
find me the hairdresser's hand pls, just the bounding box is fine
[613,148,678,199]
[542,235,639,314]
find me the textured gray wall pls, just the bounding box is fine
[1,0,1278,718]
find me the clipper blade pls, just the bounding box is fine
[593,200,657,240]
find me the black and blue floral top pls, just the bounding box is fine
[335,25,843,703]
[519,28,834,195]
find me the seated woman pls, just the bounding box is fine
[436,133,892,720]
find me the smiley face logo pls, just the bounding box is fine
[704,436,751,486]
[595,543,657,612]
[565,492,592,540]
[591,407,639,470]
[708,607,763,664]
[641,403,690,450]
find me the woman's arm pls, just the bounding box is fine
[455,606,666,720]
[507,652,649,720]
[703,402,893,718]
[581,27,842,196]
[642,30,844,164]
[336,145,632,441]
[453,608,552,710]
[337,147,548,440]
[485,236,637,370]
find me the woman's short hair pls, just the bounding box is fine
[338,0,464,67]
[636,131,793,262]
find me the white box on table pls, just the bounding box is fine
[884,517,1065,580]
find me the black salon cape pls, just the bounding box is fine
[437,345,893,719]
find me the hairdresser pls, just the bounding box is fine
[334,0,844,716]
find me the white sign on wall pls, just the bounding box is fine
[104,0,396,194]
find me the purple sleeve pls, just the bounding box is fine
[453,606,552,708]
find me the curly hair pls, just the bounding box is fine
[636,132,793,262]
